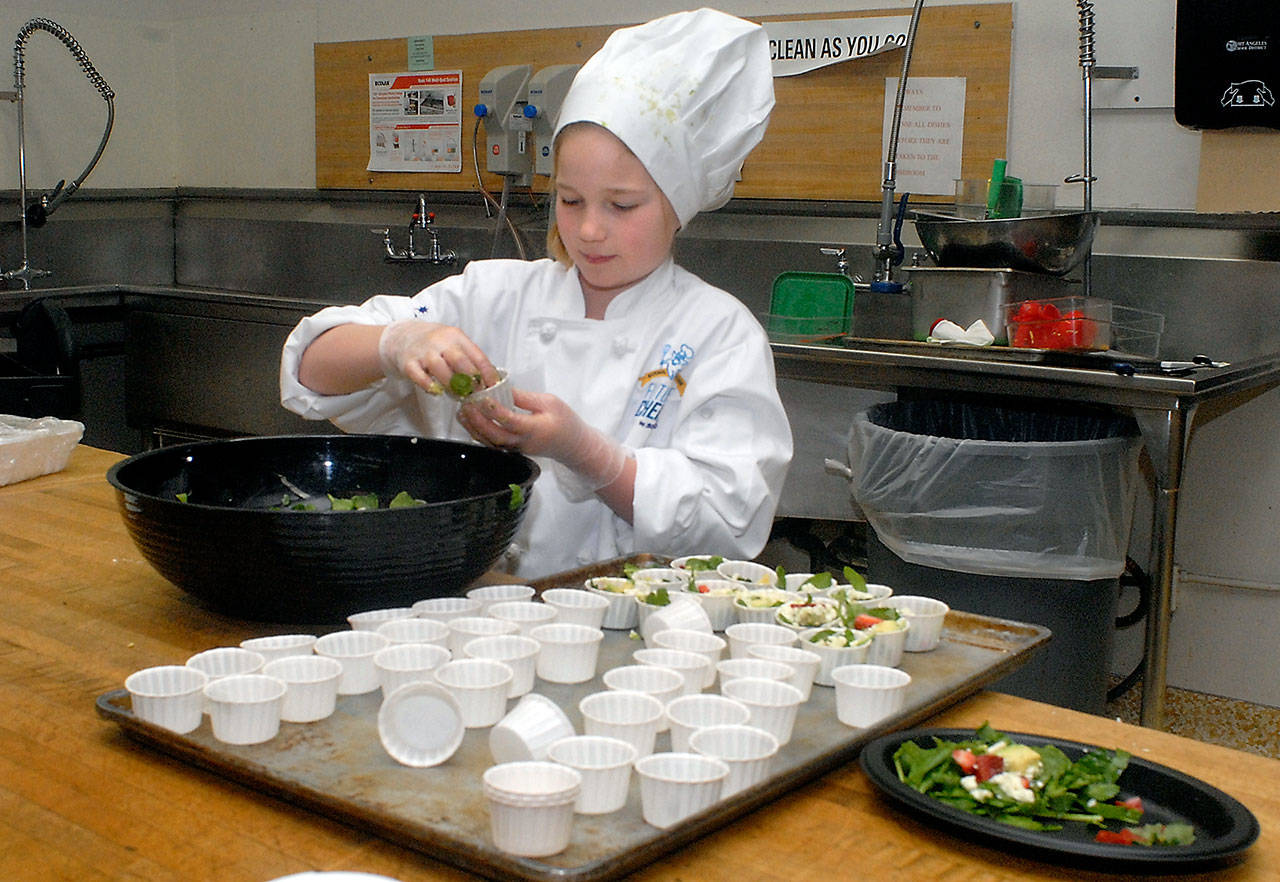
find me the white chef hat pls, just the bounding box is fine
[554,8,774,227]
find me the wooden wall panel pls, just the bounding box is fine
[315,4,1011,205]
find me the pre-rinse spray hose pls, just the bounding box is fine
[13,17,116,222]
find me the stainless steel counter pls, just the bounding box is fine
[773,337,1280,729]
[11,282,1280,728]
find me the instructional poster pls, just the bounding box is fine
[763,15,909,77]
[368,70,462,173]
[882,76,966,196]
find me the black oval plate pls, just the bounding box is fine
[859,727,1260,873]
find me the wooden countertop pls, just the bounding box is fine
[3,446,1277,881]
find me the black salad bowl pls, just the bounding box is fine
[107,434,539,624]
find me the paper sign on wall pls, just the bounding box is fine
[882,77,966,196]
[368,70,462,173]
[763,16,910,77]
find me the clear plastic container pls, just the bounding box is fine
[1005,295,1113,350]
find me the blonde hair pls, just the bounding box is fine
[546,214,571,267]
[544,123,595,268]
[542,121,680,268]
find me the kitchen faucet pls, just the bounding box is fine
[372,194,457,264]
[2,19,115,289]
[873,0,926,287]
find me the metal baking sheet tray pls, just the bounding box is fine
[96,556,1050,882]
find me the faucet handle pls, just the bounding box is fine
[370,227,390,236]
[819,246,850,276]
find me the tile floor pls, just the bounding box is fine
[1105,683,1280,760]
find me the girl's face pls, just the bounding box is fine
[553,124,680,302]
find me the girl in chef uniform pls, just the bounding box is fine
[280,9,793,578]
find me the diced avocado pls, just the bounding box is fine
[993,743,1042,775]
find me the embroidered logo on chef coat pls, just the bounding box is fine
[633,343,693,429]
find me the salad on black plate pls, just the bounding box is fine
[892,722,1196,847]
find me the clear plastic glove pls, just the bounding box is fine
[377,319,499,393]
[458,388,630,492]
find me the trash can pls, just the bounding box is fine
[845,399,1143,713]
[2,299,80,419]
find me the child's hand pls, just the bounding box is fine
[458,388,629,491]
[378,319,499,393]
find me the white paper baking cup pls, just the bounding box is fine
[482,761,581,857]
[640,597,713,647]
[488,600,559,636]
[263,872,404,881]
[374,642,452,695]
[579,689,664,758]
[830,664,912,728]
[262,654,343,723]
[799,627,872,687]
[602,664,683,731]
[864,619,911,668]
[186,646,266,680]
[715,560,778,587]
[464,633,541,698]
[719,677,804,746]
[204,673,286,745]
[314,630,390,695]
[464,368,515,411]
[446,615,519,656]
[540,588,610,629]
[412,595,482,622]
[688,723,780,798]
[466,583,536,615]
[433,658,514,728]
[346,607,415,631]
[546,734,637,815]
[374,616,451,648]
[529,623,605,684]
[634,752,730,830]
[632,647,710,696]
[688,578,741,630]
[377,681,465,767]
[186,646,266,710]
[125,664,208,734]
[745,643,822,701]
[602,663,684,699]
[238,634,317,663]
[631,567,693,593]
[668,554,716,572]
[715,657,793,691]
[583,577,639,630]
[882,595,949,651]
[827,582,894,604]
[724,621,799,659]
[633,594,665,636]
[730,590,804,625]
[664,692,752,753]
[782,573,821,591]
[489,693,575,763]
[773,596,841,631]
[651,629,726,689]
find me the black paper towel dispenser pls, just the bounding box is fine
[1175,0,1280,130]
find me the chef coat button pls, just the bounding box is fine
[612,337,632,356]
[539,322,558,342]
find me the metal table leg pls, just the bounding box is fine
[1132,400,1197,729]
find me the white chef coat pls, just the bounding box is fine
[279,257,793,579]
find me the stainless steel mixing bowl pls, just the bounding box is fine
[913,210,1101,276]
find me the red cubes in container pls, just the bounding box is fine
[1005,297,1112,351]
